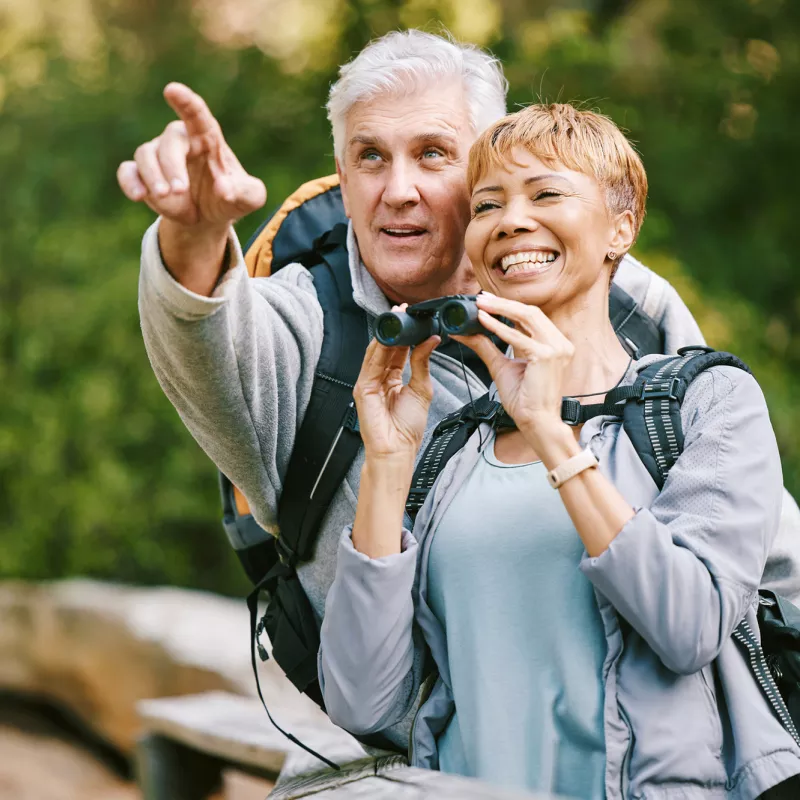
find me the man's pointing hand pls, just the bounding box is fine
[118,83,266,227]
[117,84,267,294]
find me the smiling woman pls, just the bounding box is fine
[464,103,646,315]
[319,102,800,800]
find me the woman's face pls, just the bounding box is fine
[465,146,624,312]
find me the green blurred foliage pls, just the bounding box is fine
[0,0,798,593]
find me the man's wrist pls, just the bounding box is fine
[158,218,231,296]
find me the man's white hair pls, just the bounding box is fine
[327,29,508,163]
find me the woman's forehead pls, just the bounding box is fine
[470,147,584,192]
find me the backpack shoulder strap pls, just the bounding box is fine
[609,282,664,358]
[406,393,500,519]
[244,175,342,277]
[622,346,752,489]
[275,223,370,564]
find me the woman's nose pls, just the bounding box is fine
[382,162,421,208]
[495,199,538,238]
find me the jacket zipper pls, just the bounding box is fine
[618,703,633,799]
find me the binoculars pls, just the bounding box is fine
[375,294,487,347]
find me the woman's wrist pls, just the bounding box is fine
[521,417,582,471]
[363,449,417,477]
[352,455,415,559]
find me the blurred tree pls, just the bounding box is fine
[0,0,797,591]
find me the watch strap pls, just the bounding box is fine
[547,447,599,489]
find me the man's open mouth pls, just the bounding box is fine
[380,226,427,239]
[493,249,560,277]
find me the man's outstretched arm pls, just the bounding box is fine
[120,84,324,532]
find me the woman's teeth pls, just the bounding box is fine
[497,250,558,275]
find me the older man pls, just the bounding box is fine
[118,30,800,743]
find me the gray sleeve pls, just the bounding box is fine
[318,528,421,735]
[581,366,782,674]
[137,219,324,533]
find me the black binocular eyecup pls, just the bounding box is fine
[374,295,487,347]
[375,311,440,347]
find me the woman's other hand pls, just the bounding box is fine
[452,292,574,450]
[354,320,440,466]
[351,323,439,558]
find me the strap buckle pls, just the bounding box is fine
[639,377,680,403]
[434,401,499,434]
[561,398,583,426]
[434,411,465,434]
[275,536,299,567]
[341,401,360,433]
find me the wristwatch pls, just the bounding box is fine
[546,447,599,489]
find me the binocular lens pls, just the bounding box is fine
[440,303,468,330]
[376,314,403,344]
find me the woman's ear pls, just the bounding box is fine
[336,160,352,219]
[609,210,635,258]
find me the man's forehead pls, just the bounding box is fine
[344,86,473,150]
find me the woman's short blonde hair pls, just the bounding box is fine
[467,103,648,243]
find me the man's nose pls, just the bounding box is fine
[496,198,538,238]
[382,161,421,208]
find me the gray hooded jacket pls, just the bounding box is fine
[318,359,800,799]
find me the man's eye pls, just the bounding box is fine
[472,200,499,215]
[422,148,444,159]
[360,150,382,162]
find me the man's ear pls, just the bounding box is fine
[609,210,635,258]
[335,159,351,219]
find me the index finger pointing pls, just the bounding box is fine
[163,82,220,139]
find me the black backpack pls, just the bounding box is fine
[218,175,687,763]
[407,346,800,752]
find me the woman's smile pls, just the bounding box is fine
[493,247,561,279]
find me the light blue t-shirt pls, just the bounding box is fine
[427,434,607,798]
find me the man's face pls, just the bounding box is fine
[337,82,476,304]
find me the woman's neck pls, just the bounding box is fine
[547,287,632,399]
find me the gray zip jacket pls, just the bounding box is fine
[139,215,800,754]
[318,361,800,799]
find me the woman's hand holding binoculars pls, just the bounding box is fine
[350,314,440,558]
[353,310,440,468]
[452,293,576,456]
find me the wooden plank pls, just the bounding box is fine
[136,692,565,800]
[271,760,562,799]
[269,755,401,799]
[137,733,224,800]
[138,691,365,775]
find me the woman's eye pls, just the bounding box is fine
[472,200,499,215]
[535,190,562,200]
